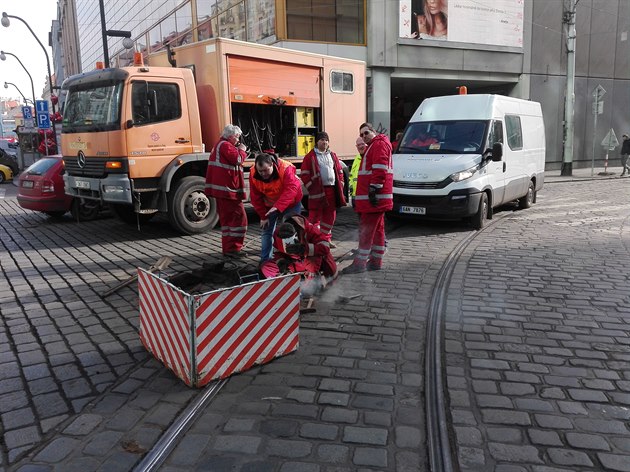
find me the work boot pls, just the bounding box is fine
[224,251,246,259]
[366,264,382,271]
[341,264,366,275]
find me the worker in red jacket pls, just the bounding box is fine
[250,153,303,262]
[342,122,393,274]
[300,131,346,242]
[259,214,337,282]
[204,124,248,258]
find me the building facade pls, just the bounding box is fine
[54,0,629,169]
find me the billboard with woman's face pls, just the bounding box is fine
[399,0,523,48]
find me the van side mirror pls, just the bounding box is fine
[491,142,503,161]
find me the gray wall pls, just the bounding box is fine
[527,0,630,169]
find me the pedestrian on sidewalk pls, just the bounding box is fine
[300,131,346,242]
[621,134,630,176]
[342,123,393,274]
[250,153,303,262]
[204,124,248,258]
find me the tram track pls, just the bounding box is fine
[131,210,512,472]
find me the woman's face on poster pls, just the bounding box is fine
[426,0,441,15]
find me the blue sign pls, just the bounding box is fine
[35,100,49,114]
[22,106,32,120]
[35,100,50,130]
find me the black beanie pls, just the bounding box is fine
[316,131,329,142]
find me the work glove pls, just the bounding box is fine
[368,185,378,207]
[285,243,305,255]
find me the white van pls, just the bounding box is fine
[392,94,545,229]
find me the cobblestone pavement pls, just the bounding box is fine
[1,169,629,471]
[445,178,630,471]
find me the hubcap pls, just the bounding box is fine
[185,191,210,221]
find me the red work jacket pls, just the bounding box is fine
[300,149,346,209]
[204,139,246,200]
[354,134,394,213]
[249,159,303,218]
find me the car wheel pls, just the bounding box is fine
[470,192,488,230]
[71,199,100,221]
[45,211,66,218]
[518,181,535,210]
[167,176,218,234]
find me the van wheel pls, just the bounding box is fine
[470,192,488,230]
[167,176,218,235]
[518,181,535,209]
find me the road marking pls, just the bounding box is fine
[0,188,5,199]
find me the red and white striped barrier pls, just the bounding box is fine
[138,269,300,387]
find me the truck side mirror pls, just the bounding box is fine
[491,142,503,161]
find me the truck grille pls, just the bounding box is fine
[63,156,127,178]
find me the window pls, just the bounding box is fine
[330,71,354,93]
[286,0,364,44]
[505,115,523,150]
[131,82,182,125]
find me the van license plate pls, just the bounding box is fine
[400,206,426,215]
[75,180,90,189]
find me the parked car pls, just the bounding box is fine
[17,156,101,220]
[0,139,17,157]
[0,164,13,183]
[0,150,18,175]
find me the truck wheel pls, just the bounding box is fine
[518,181,535,209]
[110,204,154,225]
[167,176,218,235]
[470,192,488,230]
[71,199,100,221]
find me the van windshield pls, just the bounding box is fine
[397,120,489,154]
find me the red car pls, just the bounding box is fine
[17,155,100,220]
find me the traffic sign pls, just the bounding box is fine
[35,100,50,130]
[601,128,619,151]
[22,106,32,120]
[35,100,49,114]
[592,84,606,99]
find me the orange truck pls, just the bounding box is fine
[61,38,366,234]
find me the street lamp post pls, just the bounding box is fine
[1,11,57,136]
[0,50,37,108]
[4,81,31,105]
[98,0,134,68]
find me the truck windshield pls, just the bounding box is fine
[62,82,124,133]
[397,120,488,154]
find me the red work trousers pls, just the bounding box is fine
[352,211,386,269]
[217,198,247,254]
[307,186,337,241]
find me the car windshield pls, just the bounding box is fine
[62,81,123,133]
[25,158,58,176]
[397,120,489,154]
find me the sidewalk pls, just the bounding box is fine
[544,164,628,183]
